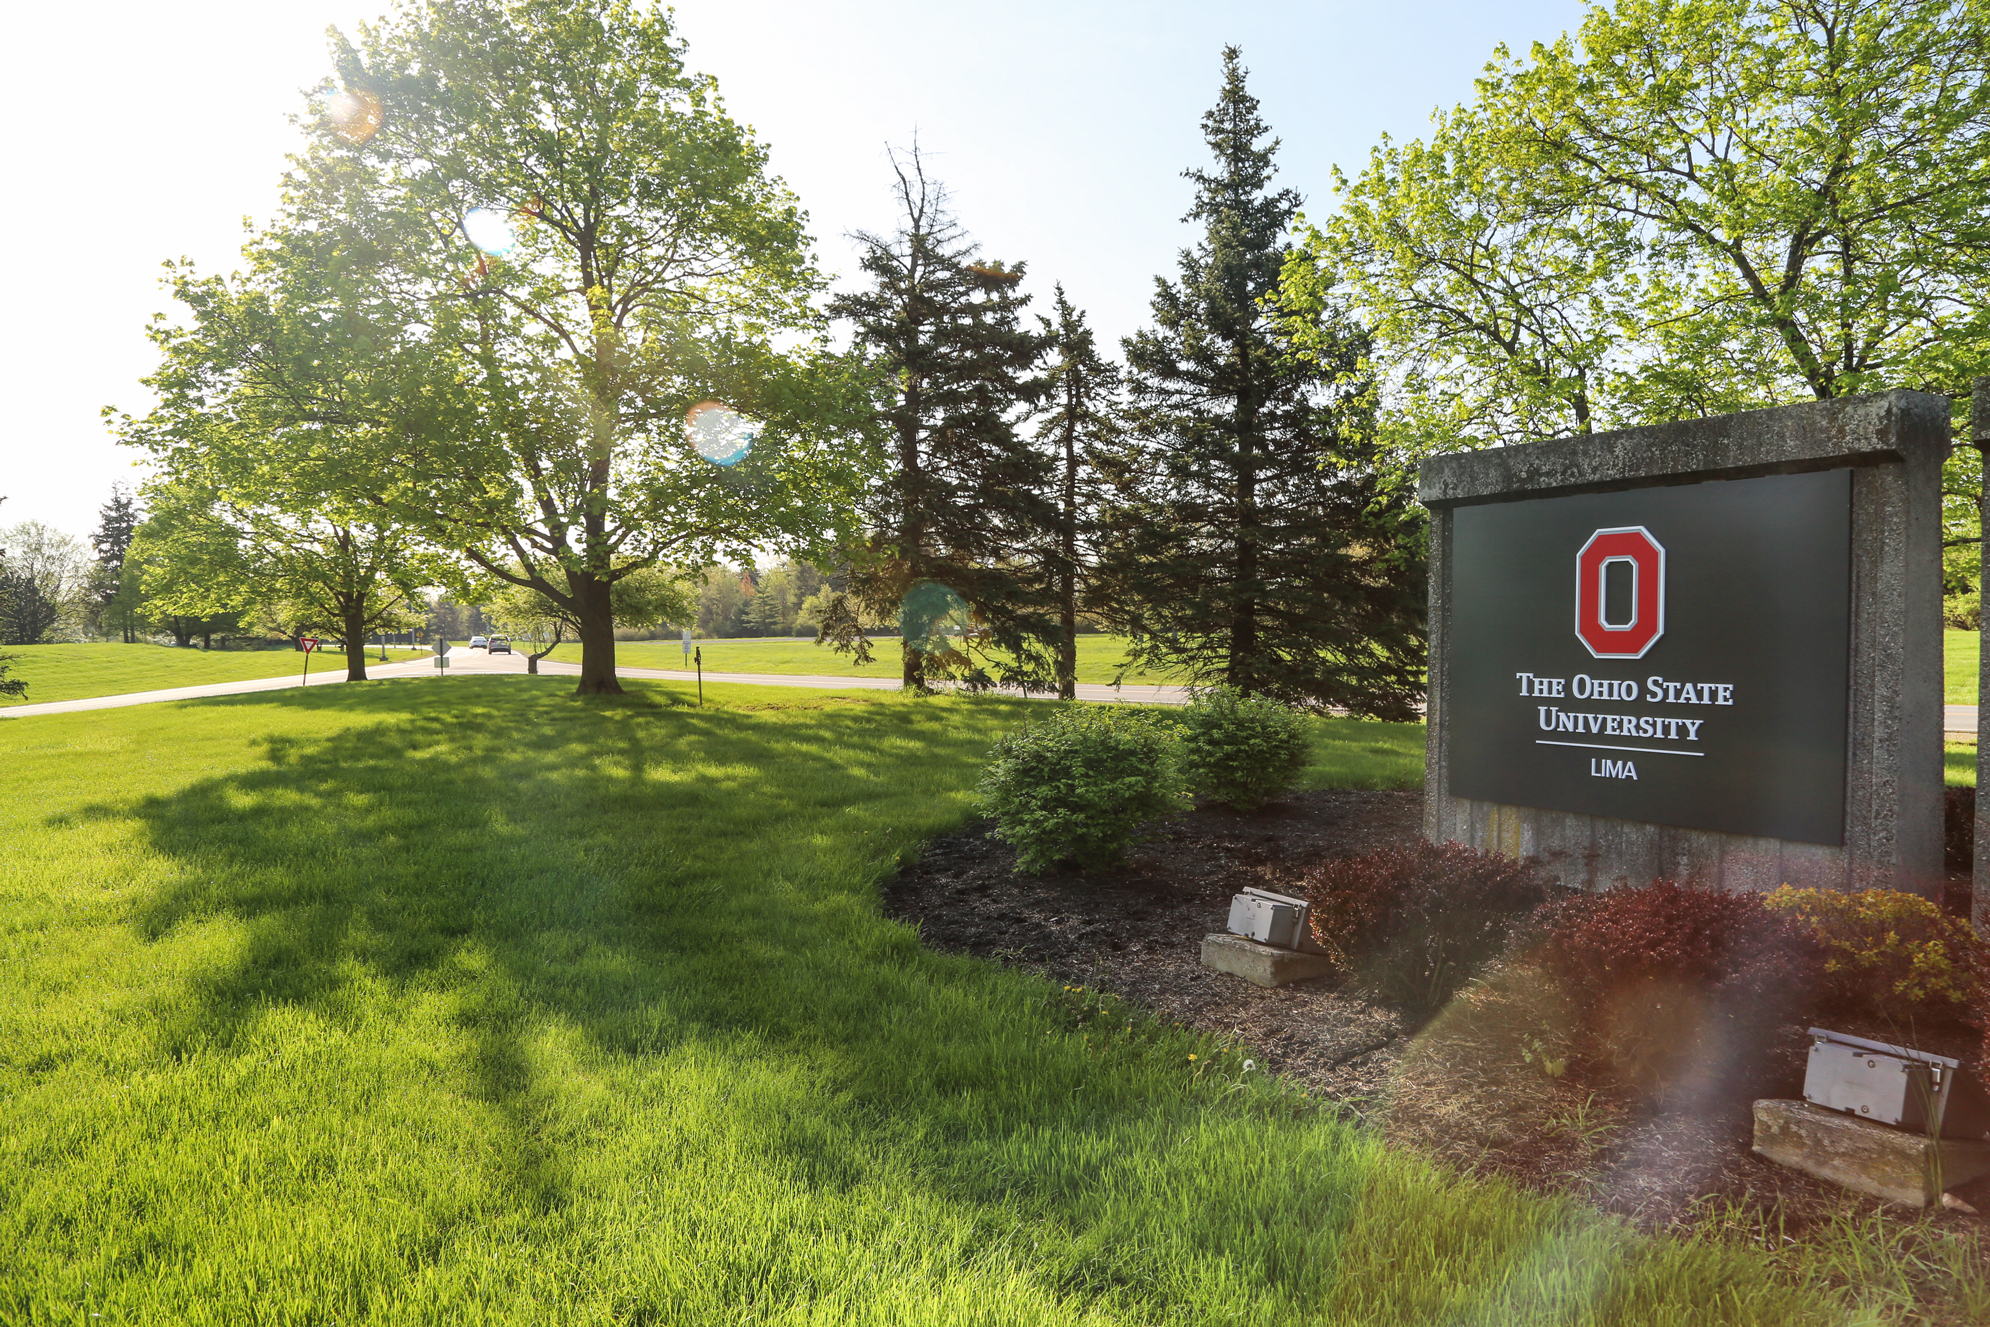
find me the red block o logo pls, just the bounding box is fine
[1575,526,1665,659]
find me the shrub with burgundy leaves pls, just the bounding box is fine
[1297,840,1552,1010]
[1523,880,1823,1009]
[1518,880,1827,1091]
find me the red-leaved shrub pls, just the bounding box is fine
[1520,881,1826,1091]
[1297,841,1551,1010]
[1526,880,1824,1005]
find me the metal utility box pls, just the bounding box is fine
[1224,886,1325,953]
[1802,1028,1990,1141]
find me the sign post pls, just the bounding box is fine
[682,627,691,662]
[695,645,703,707]
[1421,390,1949,896]
[433,637,451,676]
[299,637,319,687]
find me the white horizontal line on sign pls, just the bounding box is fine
[1535,740,1705,757]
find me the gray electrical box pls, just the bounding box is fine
[1225,886,1326,953]
[1802,1028,1990,1141]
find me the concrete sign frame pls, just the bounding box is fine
[1973,378,1990,937]
[1420,390,1950,896]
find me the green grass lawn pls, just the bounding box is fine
[0,642,412,707]
[0,679,1840,1323]
[547,633,1187,685]
[1948,628,1978,705]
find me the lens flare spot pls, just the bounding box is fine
[463,207,518,257]
[328,89,382,144]
[899,581,973,655]
[684,401,758,466]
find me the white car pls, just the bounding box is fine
[488,636,512,655]
[469,635,489,650]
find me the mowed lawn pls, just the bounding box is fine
[0,679,1834,1324]
[1948,628,1978,705]
[547,634,1187,685]
[0,642,410,707]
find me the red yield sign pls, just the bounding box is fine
[1574,526,1665,659]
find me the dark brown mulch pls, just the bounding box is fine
[883,792,1989,1265]
[882,790,1424,1103]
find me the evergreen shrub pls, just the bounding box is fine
[1297,840,1551,1010]
[979,707,1189,873]
[1178,686,1311,810]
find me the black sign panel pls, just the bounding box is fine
[1448,469,1850,844]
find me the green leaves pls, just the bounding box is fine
[979,706,1190,873]
[125,0,877,691]
[1288,0,1990,458]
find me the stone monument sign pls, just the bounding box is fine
[1420,390,1950,895]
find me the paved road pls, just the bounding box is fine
[0,647,1191,718]
[0,654,440,719]
[1948,705,1978,737]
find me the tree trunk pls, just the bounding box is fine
[1059,410,1079,701]
[527,622,563,676]
[573,575,623,695]
[1230,396,1260,694]
[342,603,370,682]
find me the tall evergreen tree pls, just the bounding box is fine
[1100,47,1424,718]
[1035,285,1120,700]
[88,485,141,642]
[825,149,1056,689]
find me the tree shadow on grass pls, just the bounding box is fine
[44,679,1733,1321]
[87,681,1023,1207]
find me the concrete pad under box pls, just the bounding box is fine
[1753,1098,1990,1207]
[1199,933,1337,988]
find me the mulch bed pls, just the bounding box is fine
[884,790,1426,1105]
[882,791,1990,1250]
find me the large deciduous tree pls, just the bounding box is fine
[823,150,1056,690]
[130,479,433,679]
[319,0,874,694]
[1289,0,1990,460]
[1099,48,1425,718]
[137,0,871,696]
[0,522,89,646]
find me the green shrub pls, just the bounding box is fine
[1178,686,1311,810]
[979,706,1189,872]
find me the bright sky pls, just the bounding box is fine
[0,0,1588,544]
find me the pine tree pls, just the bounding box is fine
[1099,47,1425,719]
[89,485,141,642]
[1035,286,1120,700]
[826,149,1056,689]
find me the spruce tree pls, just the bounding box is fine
[1035,286,1120,700]
[88,485,141,642]
[826,149,1056,689]
[1100,47,1425,719]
